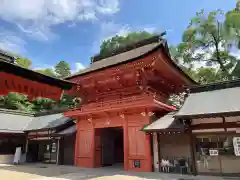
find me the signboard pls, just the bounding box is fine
[52,143,56,153]
[133,160,140,168]
[233,137,240,156]
[209,149,219,156]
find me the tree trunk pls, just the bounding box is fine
[214,39,232,80]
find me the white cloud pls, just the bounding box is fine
[69,62,86,73]
[143,27,157,34]
[0,30,26,55]
[75,62,85,71]
[0,0,120,41]
[100,22,130,42]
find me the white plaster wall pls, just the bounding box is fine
[0,154,14,164]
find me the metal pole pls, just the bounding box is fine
[25,135,29,163]
[25,136,29,154]
[56,138,60,165]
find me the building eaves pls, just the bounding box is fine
[66,34,196,85]
[189,78,240,93]
[175,86,240,119]
[0,50,16,63]
[0,60,76,90]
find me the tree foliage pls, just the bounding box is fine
[99,31,155,57]
[168,92,187,109]
[168,7,240,107]
[180,9,238,79]
[0,92,80,113]
[13,57,72,79]
[59,94,81,109]
[0,92,33,112]
[15,57,32,68]
[225,1,240,48]
[55,61,71,78]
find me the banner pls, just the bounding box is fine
[233,137,240,156]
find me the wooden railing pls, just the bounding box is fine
[78,95,152,112]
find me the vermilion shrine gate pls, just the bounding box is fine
[65,36,194,172]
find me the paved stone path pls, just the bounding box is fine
[33,166,238,180]
[0,164,238,180]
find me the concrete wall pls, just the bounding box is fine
[0,154,26,164]
[159,134,191,158]
[152,133,191,172]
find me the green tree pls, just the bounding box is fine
[36,68,57,77]
[168,92,187,109]
[225,1,240,49]
[181,9,238,79]
[3,92,33,112]
[194,67,225,84]
[32,97,56,112]
[58,94,81,108]
[0,91,80,112]
[170,46,224,84]
[15,57,32,68]
[55,61,71,78]
[99,31,155,57]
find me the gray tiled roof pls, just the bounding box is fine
[175,87,240,118]
[0,50,15,63]
[68,41,161,78]
[143,112,184,131]
[25,113,71,131]
[57,124,76,135]
[0,109,72,133]
[0,110,33,133]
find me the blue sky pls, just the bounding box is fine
[0,0,236,72]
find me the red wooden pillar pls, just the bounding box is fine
[124,118,129,171]
[91,127,96,168]
[74,121,79,166]
[145,133,152,172]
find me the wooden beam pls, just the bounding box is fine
[191,122,238,130]
[176,111,240,119]
[222,116,227,132]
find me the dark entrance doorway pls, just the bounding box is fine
[27,139,58,164]
[97,127,124,168]
[59,133,76,165]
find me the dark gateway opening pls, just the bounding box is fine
[100,127,124,167]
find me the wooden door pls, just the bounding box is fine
[101,129,114,166]
[95,129,102,167]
